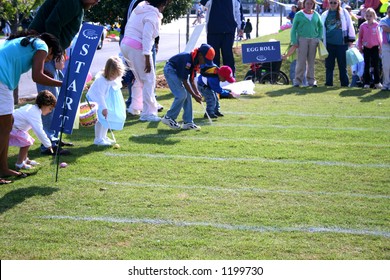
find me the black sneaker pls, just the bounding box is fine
[215,111,224,117]
[41,146,71,156]
[204,113,218,119]
[60,140,74,146]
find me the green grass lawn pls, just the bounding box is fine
[1,31,389,260]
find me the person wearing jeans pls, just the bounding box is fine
[321,0,356,87]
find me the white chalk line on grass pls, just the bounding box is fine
[193,110,390,120]
[39,215,390,238]
[72,178,390,200]
[104,152,390,169]
[211,123,390,133]
[132,134,390,148]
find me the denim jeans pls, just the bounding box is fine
[37,60,61,152]
[198,84,218,115]
[325,43,349,86]
[164,62,194,123]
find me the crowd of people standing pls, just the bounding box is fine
[288,0,390,89]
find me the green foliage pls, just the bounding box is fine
[0,0,43,32]
[86,0,193,25]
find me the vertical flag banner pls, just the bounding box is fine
[51,23,103,134]
[241,41,281,64]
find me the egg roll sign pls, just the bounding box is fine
[51,23,103,134]
[241,41,281,64]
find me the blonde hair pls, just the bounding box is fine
[365,8,377,20]
[103,56,126,80]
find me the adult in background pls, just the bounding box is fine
[200,0,243,75]
[0,32,63,181]
[290,0,323,87]
[119,0,163,115]
[379,5,390,91]
[120,0,169,122]
[321,0,356,87]
[28,0,101,155]
[244,18,252,40]
[363,0,382,16]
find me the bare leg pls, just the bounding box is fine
[0,114,20,177]
[16,146,30,165]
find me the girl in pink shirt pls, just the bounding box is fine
[358,8,382,89]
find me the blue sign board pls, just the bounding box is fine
[241,41,281,64]
[51,23,103,134]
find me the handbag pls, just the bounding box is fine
[346,47,364,66]
[317,40,328,59]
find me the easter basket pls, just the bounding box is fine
[79,101,98,127]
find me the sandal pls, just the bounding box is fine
[0,178,12,184]
[16,172,29,178]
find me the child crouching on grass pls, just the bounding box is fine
[197,65,235,118]
[162,43,215,130]
[86,56,126,146]
[9,90,55,170]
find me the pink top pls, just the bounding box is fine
[358,21,382,51]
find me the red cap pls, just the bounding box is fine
[218,66,235,83]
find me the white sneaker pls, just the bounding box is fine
[161,115,181,129]
[104,137,116,144]
[182,122,201,130]
[15,162,32,170]
[364,84,370,89]
[25,158,39,166]
[94,139,112,146]
[127,108,141,116]
[139,115,161,122]
[375,83,383,89]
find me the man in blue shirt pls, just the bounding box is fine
[200,0,243,75]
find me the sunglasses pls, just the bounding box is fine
[329,2,338,4]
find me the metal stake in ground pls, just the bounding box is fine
[106,118,117,143]
[201,102,212,124]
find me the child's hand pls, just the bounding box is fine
[102,109,108,118]
[193,93,203,104]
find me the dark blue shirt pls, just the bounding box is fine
[197,75,230,96]
[201,0,237,34]
[167,52,194,81]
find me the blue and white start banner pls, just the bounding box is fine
[51,23,103,134]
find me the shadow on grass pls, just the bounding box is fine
[359,90,390,102]
[129,129,182,145]
[263,85,334,97]
[339,88,370,98]
[0,186,59,214]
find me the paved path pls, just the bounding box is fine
[2,14,285,99]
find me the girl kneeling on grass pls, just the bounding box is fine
[9,90,56,170]
[86,56,126,146]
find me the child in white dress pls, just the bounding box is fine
[9,90,56,170]
[86,56,126,146]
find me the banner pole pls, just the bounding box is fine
[55,49,72,182]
